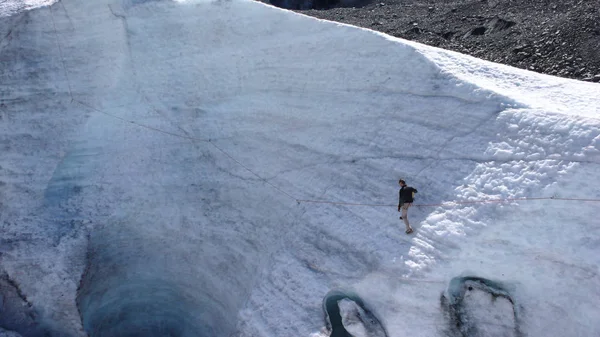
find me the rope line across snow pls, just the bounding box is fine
[296,196,600,207]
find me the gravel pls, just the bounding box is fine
[271,0,600,82]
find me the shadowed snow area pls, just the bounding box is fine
[0,0,599,336]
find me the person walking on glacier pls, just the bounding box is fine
[398,179,417,234]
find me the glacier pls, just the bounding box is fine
[0,0,599,336]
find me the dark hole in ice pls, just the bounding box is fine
[440,276,523,337]
[322,289,388,337]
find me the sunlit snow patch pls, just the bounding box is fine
[0,0,56,17]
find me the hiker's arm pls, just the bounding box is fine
[398,192,402,211]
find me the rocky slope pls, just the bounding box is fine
[273,0,600,82]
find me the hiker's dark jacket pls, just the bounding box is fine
[399,186,418,205]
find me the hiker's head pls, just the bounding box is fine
[399,179,406,187]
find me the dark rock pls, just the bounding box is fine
[512,44,530,52]
[464,26,486,38]
[442,31,455,40]
[487,17,516,33]
[472,26,487,35]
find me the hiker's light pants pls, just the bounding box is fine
[402,203,412,227]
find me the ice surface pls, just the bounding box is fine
[1,0,599,336]
[0,0,56,17]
